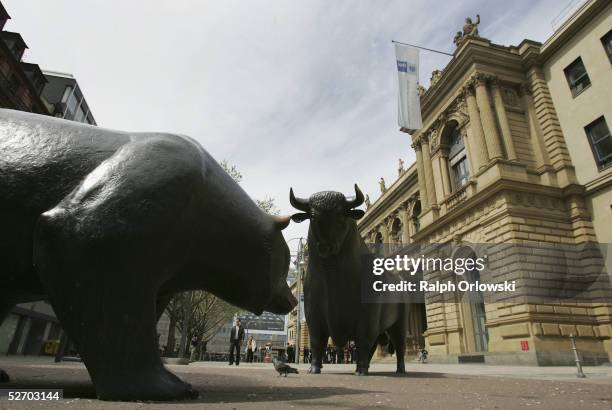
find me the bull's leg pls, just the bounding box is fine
[308,330,328,374]
[388,321,407,374]
[0,303,13,382]
[354,336,377,376]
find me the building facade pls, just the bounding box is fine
[0,1,98,359]
[0,2,49,114]
[540,1,611,244]
[358,0,612,365]
[41,70,96,125]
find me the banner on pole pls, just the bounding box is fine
[395,44,422,130]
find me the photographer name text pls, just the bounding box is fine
[372,279,516,293]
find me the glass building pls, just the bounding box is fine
[41,70,96,125]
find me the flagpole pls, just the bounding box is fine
[392,40,454,57]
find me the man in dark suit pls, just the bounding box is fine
[228,318,245,365]
[286,342,295,363]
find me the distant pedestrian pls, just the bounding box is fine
[245,336,257,363]
[190,336,199,361]
[228,319,245,366]
[418,348,428,363]
[287,342,295,363]
[303,347,310,363]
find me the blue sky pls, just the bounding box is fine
[5,0,583,254]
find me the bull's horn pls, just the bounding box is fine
[345,184,365,209]
[289,188,309,212]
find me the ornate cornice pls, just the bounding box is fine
[489,75,501,88]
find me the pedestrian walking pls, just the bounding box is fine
[228,319,245,366]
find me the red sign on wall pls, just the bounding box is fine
[520,340,529,351]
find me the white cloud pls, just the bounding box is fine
[4,0,573,251]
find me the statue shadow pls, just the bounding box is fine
[189,385,378,405]
[331,371,452,379]
[3,370,380,404]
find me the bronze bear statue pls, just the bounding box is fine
[0,109,296,400]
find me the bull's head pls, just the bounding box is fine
[289,184,365,258]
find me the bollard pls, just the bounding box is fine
[569,334,586,378]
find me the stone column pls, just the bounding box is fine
[474,73,504,160]
[412,142,430,210]
[461,128,476,176]
[520,83,550,169]
[464,83,489,170]
[421,135,437,208]
[400,206,411,244]
[490,79,517,161]
[439,152,452,196]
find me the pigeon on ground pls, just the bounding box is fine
[272,357,299,377]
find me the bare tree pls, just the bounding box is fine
[256,196,280,215]
[176,291,234,357]
[221,160,279,214]
[219,160,243,183]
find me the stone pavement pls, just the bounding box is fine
[1,357,612,409]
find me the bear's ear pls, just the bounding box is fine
[291,213,311,223]
[272,215,291,230]
[346,209,365,220]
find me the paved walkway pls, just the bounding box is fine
[1,357,612,409]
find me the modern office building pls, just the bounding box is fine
[206,312,287,359]
[41,70,96,125]
[358,0,612,365]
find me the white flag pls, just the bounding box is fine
[395,44,422,130]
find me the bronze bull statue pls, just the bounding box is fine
[290,185,410,375]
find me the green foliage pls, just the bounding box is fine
[256,196,280,215]
[220,160,243,183]
[220,160,279,215]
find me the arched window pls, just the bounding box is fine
[443,122,470,191]
[374,232,383,244]
[391,217,403,244]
